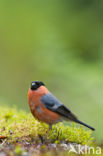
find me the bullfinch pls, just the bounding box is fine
[28,81,95,131]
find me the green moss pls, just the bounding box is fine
[0,106,94,145]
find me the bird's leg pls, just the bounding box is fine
[44,124,52,141]
[38,134,44,144]
[39,124,52,144]
[49,124,52,131]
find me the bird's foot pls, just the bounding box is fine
[38,126,52,144]
[38,134,45,144]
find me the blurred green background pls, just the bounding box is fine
[0,0,103,142]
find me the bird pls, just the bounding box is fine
[27,81,95,131]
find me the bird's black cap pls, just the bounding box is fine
[31,81,45,90]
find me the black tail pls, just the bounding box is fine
[76,119,95,131]
[54,105,95,131]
